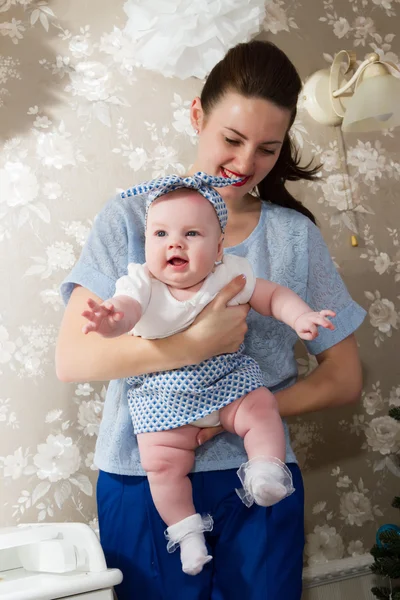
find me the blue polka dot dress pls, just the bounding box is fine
[127,346,265,434]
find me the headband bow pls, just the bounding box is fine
[120,171,242,232]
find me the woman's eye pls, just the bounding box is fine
[261,148,276,156]
[186,231,199,237]
[155,230,166,237]
[225,137,240,146]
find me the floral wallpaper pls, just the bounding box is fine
[1,0,399,569]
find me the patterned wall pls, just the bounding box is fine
[0,0,399,567]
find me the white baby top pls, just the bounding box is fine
[114,254,256,339]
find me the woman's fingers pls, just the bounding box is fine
[196,425,225,446]
[212,275,248,310]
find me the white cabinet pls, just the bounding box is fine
[0,523,122,600]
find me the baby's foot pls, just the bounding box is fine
[165,514,213,576]
[236,457,295,507]
[180,534,212,575]
[245,461,288,506]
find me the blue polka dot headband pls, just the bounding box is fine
[120,172,243,232]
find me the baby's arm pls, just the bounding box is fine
[82,263,151,338]
[249,279,335,341]
[82,295,142,337]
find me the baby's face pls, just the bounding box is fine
[145,190,223,289]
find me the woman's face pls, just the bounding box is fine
[190,92,291,204]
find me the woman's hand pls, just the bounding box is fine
[187,275,250,363]
[196,425,225,446]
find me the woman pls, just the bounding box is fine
[56,40,366,599]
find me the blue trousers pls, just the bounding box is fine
[97,465,304,600]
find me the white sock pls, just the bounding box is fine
[236,458,295,508]
[243,458,293,507]
[166,514,213,576]
[180,531,212,576]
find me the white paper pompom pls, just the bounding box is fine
[123,0,267,79]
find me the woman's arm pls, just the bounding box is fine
[196,334,362,445]
[56,277,250,383]
[275,333,362,417]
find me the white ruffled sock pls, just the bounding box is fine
[165,514,213,576]
[236,457,295,508]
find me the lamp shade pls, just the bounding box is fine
[342,72,400,132]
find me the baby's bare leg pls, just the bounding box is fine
[219,387,285,461]
[219,389,294,507]
[138,427,213,576]
[138,426,199,525]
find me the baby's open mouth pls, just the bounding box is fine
[168,257,188,266]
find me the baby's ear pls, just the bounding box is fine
[216,235,224,261]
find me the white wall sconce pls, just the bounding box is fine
[303,50,400,132]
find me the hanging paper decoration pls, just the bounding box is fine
[123,0,267,80]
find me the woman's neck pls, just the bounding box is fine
[224,192,260,214]
[223,194,261,248]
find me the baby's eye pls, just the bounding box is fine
[155,230,166,237]
[186,231,199,237]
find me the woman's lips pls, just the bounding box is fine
[220,167,250,187]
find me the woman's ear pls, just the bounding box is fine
[190,96,203,133]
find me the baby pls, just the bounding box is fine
[82,173,335,576]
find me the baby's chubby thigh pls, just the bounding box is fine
[219,387,278,436]
[137,426,200,479]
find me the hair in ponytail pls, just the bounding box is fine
[256,135,319,224]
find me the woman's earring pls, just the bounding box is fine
[214,260,222,266]
[195,128,199,134]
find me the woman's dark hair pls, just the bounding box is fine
[200,40,319,223]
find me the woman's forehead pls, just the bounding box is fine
[206,92,291,138]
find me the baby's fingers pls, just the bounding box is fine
[299,323,318,340]
[82,321,97,335]
[103,301,115,311]
[319,310,336,319]
[82,309,96,320]
[299,331,315,340]
[106,310,124,324]
[315,312,336,330]
[87,297,102,311]
[320,318,335,331]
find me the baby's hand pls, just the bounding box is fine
[294,310,336,341]
[82,298,124,336]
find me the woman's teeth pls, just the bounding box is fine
[223,168,242,180]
